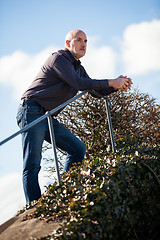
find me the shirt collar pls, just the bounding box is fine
[64,48,81,69]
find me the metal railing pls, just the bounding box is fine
[0,90,116,185]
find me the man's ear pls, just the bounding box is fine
[65,40,70,48]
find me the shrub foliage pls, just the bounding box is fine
[25,90,160,239]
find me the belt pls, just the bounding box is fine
[20,99,45,112]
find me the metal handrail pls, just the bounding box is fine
[0,90,87,146]
[0,90,116,184]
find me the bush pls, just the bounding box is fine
[57,89,160,156]
[27,144,160,240]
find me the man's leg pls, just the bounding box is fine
[22,125,45,203]
[45,118,86,172]
[17,100,47,203]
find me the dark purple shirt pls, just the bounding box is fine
[22,48,115,112]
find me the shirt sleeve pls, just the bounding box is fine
[53,55,109,91]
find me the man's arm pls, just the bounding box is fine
[88,75,132,98]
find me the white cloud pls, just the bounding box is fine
[0,46,59,100]
[122,19,160,75]
[0,171,49,225]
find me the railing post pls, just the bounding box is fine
[47,113,61,185]
[105,97,116,153]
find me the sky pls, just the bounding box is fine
[0,0,160,225]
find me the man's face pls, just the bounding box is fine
[67,31,87,60]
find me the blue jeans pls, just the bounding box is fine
[16,100,86,203]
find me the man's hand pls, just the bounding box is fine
[108,75,133,91]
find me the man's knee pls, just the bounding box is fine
[23,164,41,176]
[76,142,86,161]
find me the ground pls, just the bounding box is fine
[0,208,62,240]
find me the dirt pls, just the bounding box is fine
[0,208,63,240]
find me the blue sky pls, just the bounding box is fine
[1,0,159,56]
[0,0,160,224]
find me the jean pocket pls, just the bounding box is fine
[16,106,27,129]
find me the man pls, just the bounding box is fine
[17,29,132,203]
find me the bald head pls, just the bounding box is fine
[65,30,86,43]
[65,29,87,60]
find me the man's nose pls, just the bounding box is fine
[82,41,86,46]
